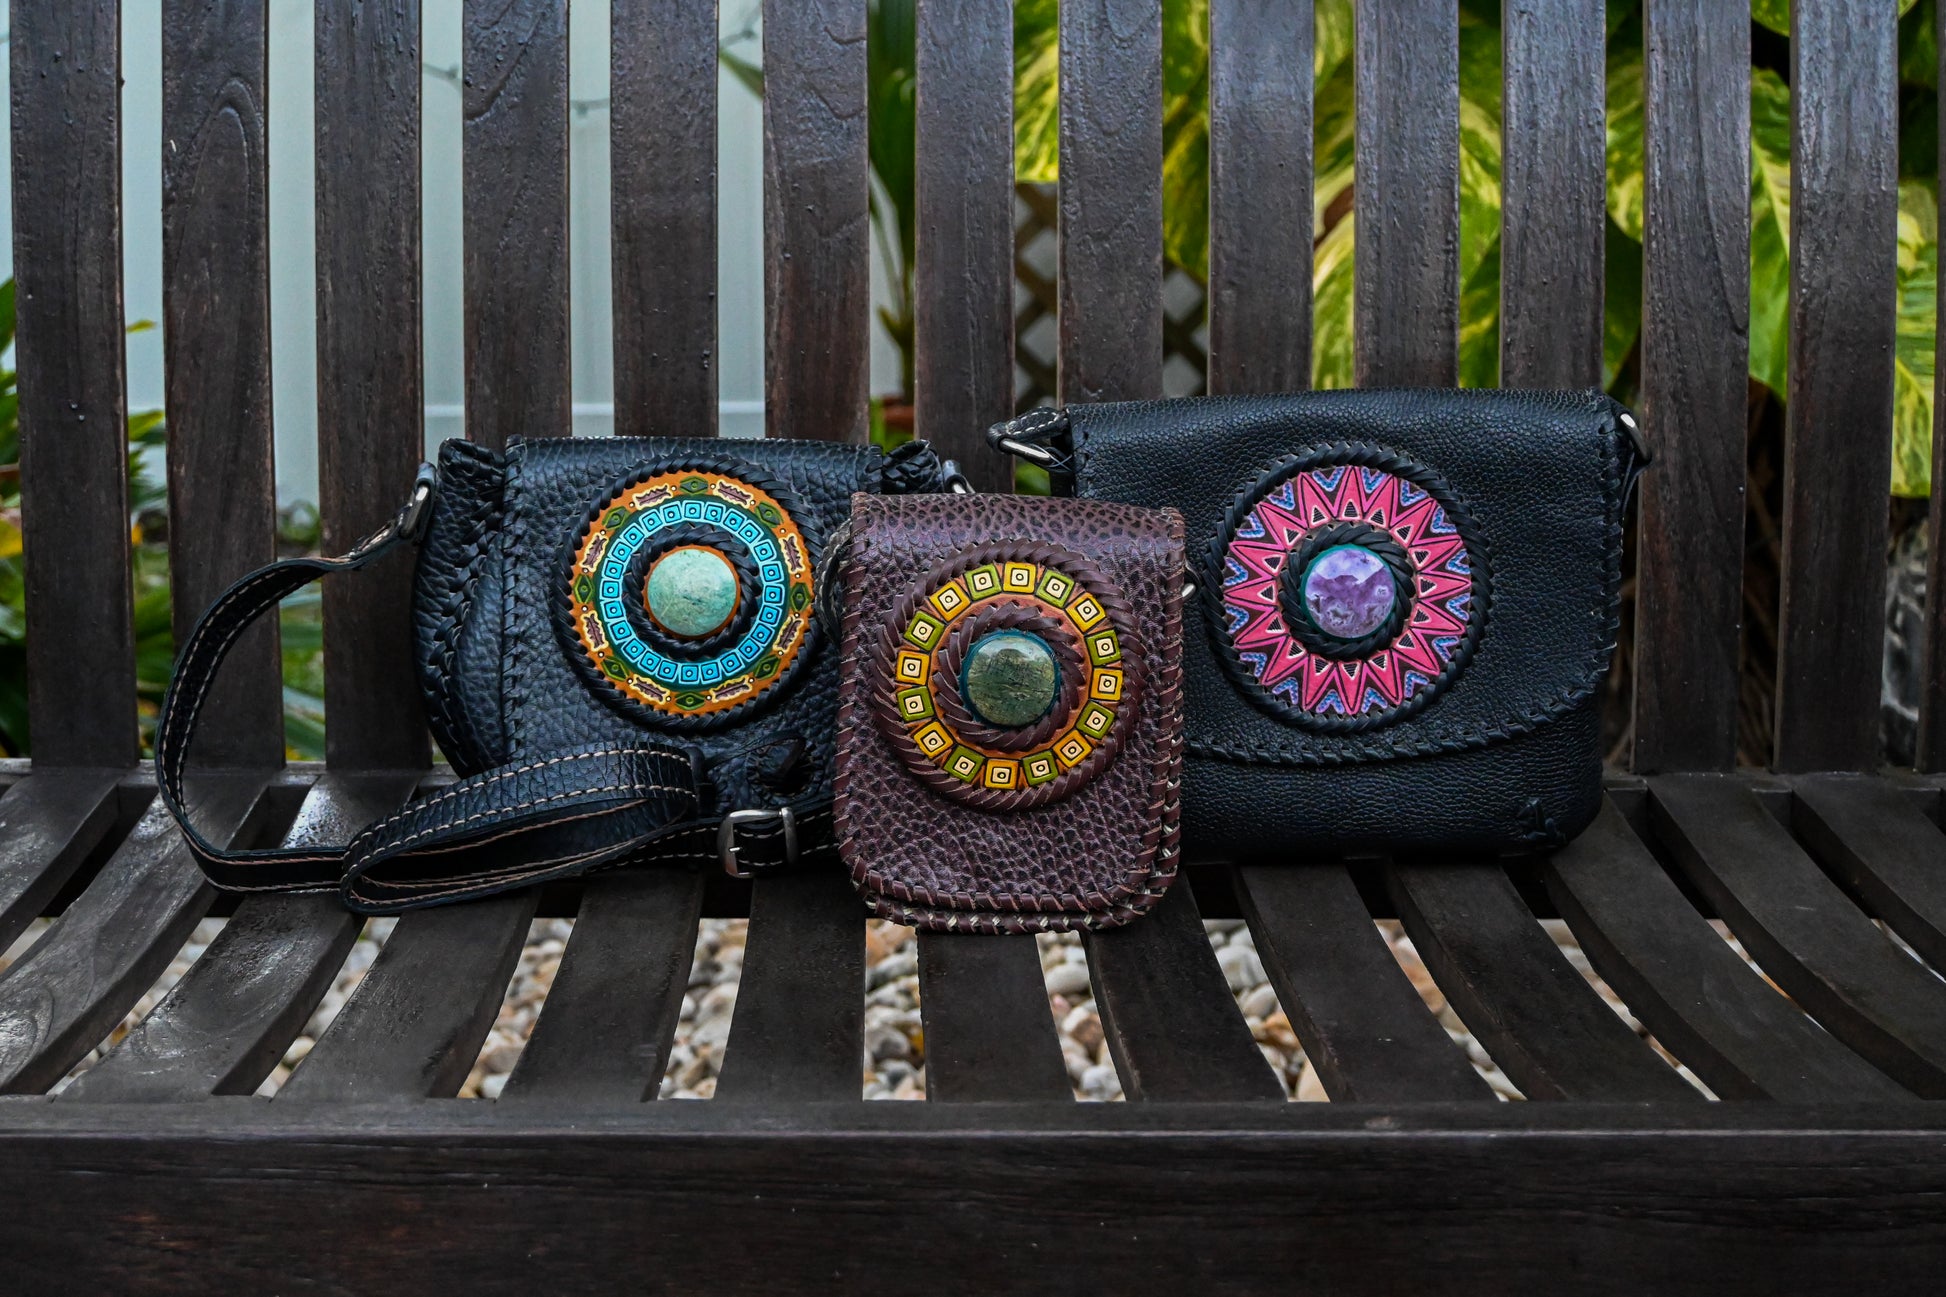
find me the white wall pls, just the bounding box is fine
[0,0,898,504]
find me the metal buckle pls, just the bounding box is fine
[718,806,798,879]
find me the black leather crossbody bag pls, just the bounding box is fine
[156,435,949,911]
[990,388,1649,861]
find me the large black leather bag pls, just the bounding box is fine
[990,388,1648,861]
[155,434,947,911]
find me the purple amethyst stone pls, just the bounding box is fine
[1302,544,1396,640]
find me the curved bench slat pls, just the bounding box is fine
[917,933,1072,1103]
[1547,797,1910,1101]
[1237,862,1493,1102]
[1387,859,1699,1101]
[0,771,277,1094]
[500,869,707,1104]
[1792,775,1946,970]
[64,773,421,1103]
[1651,774,1946,1097]
[714,872,864,1103]
[0,768,128,953]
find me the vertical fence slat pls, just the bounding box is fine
[764,0,871,443]
[1499,0,1605,389]
[10,0,137,766]
[1630,1,1749,774]
[1926,0,1946,774]
[161,0,282,768]
[1353,0,1458,387]
[317,0,429,769]
[1772,1,1899,774]
[1206,0,1311,396]
[464,0,571,449]
[914,0,1015,490]
[1058,0,1164,404]
[612,0,718,439]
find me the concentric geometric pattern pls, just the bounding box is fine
[1210,446,1488,731]
[873,545,1140,809]
[565,466,816,725]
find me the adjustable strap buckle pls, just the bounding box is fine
[718,806,799,879]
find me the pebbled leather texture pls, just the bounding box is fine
[834,493,1186,932]
[412,435,941,833]
[1065,387,1640,858]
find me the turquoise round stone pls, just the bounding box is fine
[961,630,1059,729]
[645,546,739,639]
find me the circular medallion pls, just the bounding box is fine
[562,461,817,727]
[873,543,1140,809]
[1207,446,1489,731]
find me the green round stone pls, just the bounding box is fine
[961,631,1059,729]
[645,546,739,639]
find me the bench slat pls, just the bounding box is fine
[1792,777,1946,969]
[1650,775,1946,1096]
[160,0,282,766]
[1773,0,1900,773]
[612,0,717,439]
[1929,0,1946,774]
[763,0,871,442]
[1086,882,1284,1102]
[60,773,422,1103]
[913,0,1015,489]
[276,890,538,1102]
[1236,863,1493,1102]
[0,773,275,1094]
[1546,796,1910,1101]
[10,0,138,766]
[1631,0,1749,773]
[917,935,1072,1102]
[1058,0,1164,403]
[0,770,127,954]
[463,0,570,448]
[1387,860,1699,1101]
[500,870,707,1104]
[1353,0,1457,386]
[1499,0,1604,388]
[714,872,864,1102]
[316,0,431,768]
[1206,0,1311,395]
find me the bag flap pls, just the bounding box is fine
[1068,388,1637,768]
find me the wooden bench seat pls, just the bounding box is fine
[2,0,1942,1290]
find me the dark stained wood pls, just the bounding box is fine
[500,869,707,1104]
[0,773,275,1094]
[276,890,537,1102]
[611,0,717,439]
[0,770,127,953]
[1791,775,1946,971]
[1386,861,1698,1101]
[1058,0,1164,404]
[913,0,1015,490]
[714,870,863,1102]
[316,0,430,769]
[1650,774,1946,1097]
[61,773,422,1103]
[1545,797,1909,1101]
[5,1102,1946,1294]
[1235,863,1493,1102]
[916,934,1072,1102]
[763,0,871,443]
[1498,0,1604,388]
[463,0,571,449]
[160,0,282,767]
[1084,882,1284,1102]
[10,0,138,767]
[1929,0,1946,774]
[1772,0,1899,773]
[1630,0,1750,774]
[1205,0,1311,395]
[1352,0,1458,386]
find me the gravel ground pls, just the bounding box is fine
[8,907,1722,1100]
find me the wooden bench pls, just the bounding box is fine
[3,0,1943,1290]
